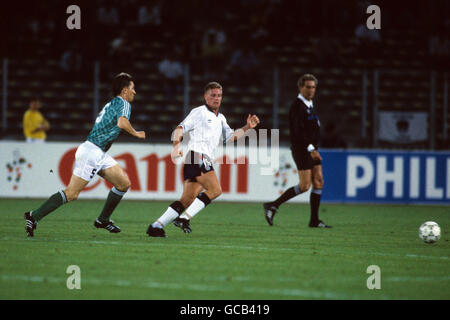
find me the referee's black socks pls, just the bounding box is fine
[271,185,303,208]
[310,188,322,223]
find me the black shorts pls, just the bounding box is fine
[183,151,215,181]
[292,149,322,171]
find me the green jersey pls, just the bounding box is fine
[87,96,131,151]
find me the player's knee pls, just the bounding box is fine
[209,186,222,200]
[64,189,79,202]
[215,186,223,198]
[116,178,131,192]
[299,183,311,193]
[179,199,190,208]
[313,178,324,189]
[180,195,196,208]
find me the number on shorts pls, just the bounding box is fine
[90,168,97,179]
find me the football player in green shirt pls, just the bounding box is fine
[24,73,146,237]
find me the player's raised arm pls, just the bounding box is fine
[230,114,260,141]
[117,116,146,139]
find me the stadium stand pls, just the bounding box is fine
[1,0,448,149]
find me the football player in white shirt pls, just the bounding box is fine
[147,82,260,237]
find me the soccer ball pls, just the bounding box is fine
[418,221,441,244]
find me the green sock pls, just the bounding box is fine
[32,191,67,222]
[97,188,125,223]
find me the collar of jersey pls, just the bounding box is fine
[117,95,127,103]
[205,104,219,117]
[297,93,313,108]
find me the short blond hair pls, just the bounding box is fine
[204,82,223,93]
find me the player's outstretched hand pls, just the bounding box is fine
[247,114,260,129]
[136,131,146,139]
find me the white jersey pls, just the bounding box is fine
[180,105,234,160]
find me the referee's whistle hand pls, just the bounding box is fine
[311,151,322,161]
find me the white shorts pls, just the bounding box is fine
[73,141,118,181]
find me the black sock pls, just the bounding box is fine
[197,192,211,206]
[271,185,302,208]
[310,188,322,223]
[98,188,126,222]
[32,191,67,221]
[170,201,185,215]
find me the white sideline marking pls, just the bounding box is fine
[1,236,449,261]
[0,274,371,299]
[3,273,446,297]
[385,276,450,282]
[405,254,448,260]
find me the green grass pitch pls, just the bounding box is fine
[0,198,449,300]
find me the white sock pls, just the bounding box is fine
[153,207,179,228]
[184,198,206,220]
[152,221,163,228]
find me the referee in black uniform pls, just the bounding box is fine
[263,74,331,228]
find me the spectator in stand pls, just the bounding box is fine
[137,0,163,40]
[202,27,227,79]
[355,22,381,65]
[226,46,259,85]
[313,29,342,67]
[60,46,82,79]
[179,21,203,71]
[158,53,184,101]
[23,98,50,143]
[28,18,40,43]
[110,31,133,68]
[429,30,449,70]
[98,3,120,26]
[321,123,347,149]
[97,2,120,45]
[250,24,269,52]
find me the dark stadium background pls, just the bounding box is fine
[1,0,448,149]
[1,1,449,302]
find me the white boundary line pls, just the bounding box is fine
[0,274,382,299]
[1,236,448,261]
[385,276,450,282]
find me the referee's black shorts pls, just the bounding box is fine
[291,149,322,171]
[183,150,215,182]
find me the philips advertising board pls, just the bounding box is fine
[322,150,450,205]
